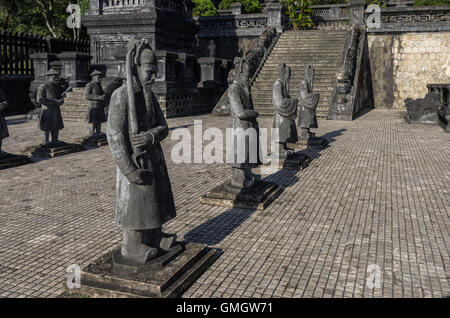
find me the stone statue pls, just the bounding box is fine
[405,91,441,124]
[272,63,298,159]
[298,65,319,143]
[107,39,177,264]
[36,69,65,146]
[85,70,106,137]
[228,56,261,189]
[0,87,9,158]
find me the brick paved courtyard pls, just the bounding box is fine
[0,109,448,298]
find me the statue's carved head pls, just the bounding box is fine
[235,57,251,86]
[127,39,157,86]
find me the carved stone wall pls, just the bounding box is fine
[368,32,450,109]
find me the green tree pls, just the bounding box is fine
[280,0,314,29]
[193,0,218,16]
[0,0,89,39]
[218,0,262,14]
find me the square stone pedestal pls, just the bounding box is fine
[200,180,283,210]
[24,142,84,159]
[263,152,311,171]
[63,242,217,298]
[0,153,32,170]
[75,134,108,148]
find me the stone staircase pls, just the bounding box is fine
[61,88,88,122]
[251,29,348,118]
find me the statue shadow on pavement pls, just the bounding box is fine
[187,128,346,246]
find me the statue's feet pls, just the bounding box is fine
[41,140,51,147]
[160,233,177,251]
[52,140,65,146]
[121,245,159,264]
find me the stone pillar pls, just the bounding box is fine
[197,57,222,88]
[178,53,196,88]
[267,2,283,33]
[155,51,178,83]
[349,0,366,26]
[231,3,242,15]
[57,51,92,87]
[86,0,101,15]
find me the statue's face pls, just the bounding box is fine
[92,75,102,83]
[49,75,59,85]
[285,68,291,83]
[237,62,250,86]
[138,62,156,86]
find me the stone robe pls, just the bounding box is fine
[37,82,64,131]
[0,88,9,139]
[272,79,298,143]
[85,81,107,124]
[107,84,176,230]
[228,81,261,168]
[298,92,319,129]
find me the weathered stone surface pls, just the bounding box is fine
[200,179,283,210]
[74,134,108,149]
[63,242,217,298]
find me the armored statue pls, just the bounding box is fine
[36,69,65,146]
[298,65,319,143]
[0,87,9,158]
[228,57,261,189]
[107,39,176,264]
[272,63,298,158]
[85,70,106,136]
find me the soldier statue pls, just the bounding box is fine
[107,39,176,264]
[298,65,319,143]
[0,87,9,158]
[228,57,261,189]
[85,70,106,137]
[36,69,65,146]
[272,63,298,159]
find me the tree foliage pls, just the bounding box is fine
[193,0,218,16]
[280,0,314,30]
[218,0,262,14]
[0,0,89,39]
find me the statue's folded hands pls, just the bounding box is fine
[125,168,153,185]
[131,131,155,148]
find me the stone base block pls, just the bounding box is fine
[24,142,84,159]
[292,136,329,149]
[263,152,311,171]
[200,179,283,210]
[62,242,218,298]
[0,153,32,170]
[75,135,108,148]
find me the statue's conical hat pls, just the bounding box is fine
[90,70,103,77]
[46,68,60,76]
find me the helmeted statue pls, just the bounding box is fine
[36,69,65,146]
[272,63,298,158]
[298,65,319,142]
[85,70,106,137]
[107,39,176,264]
[0,87,9,158]
[228,57,261,189]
